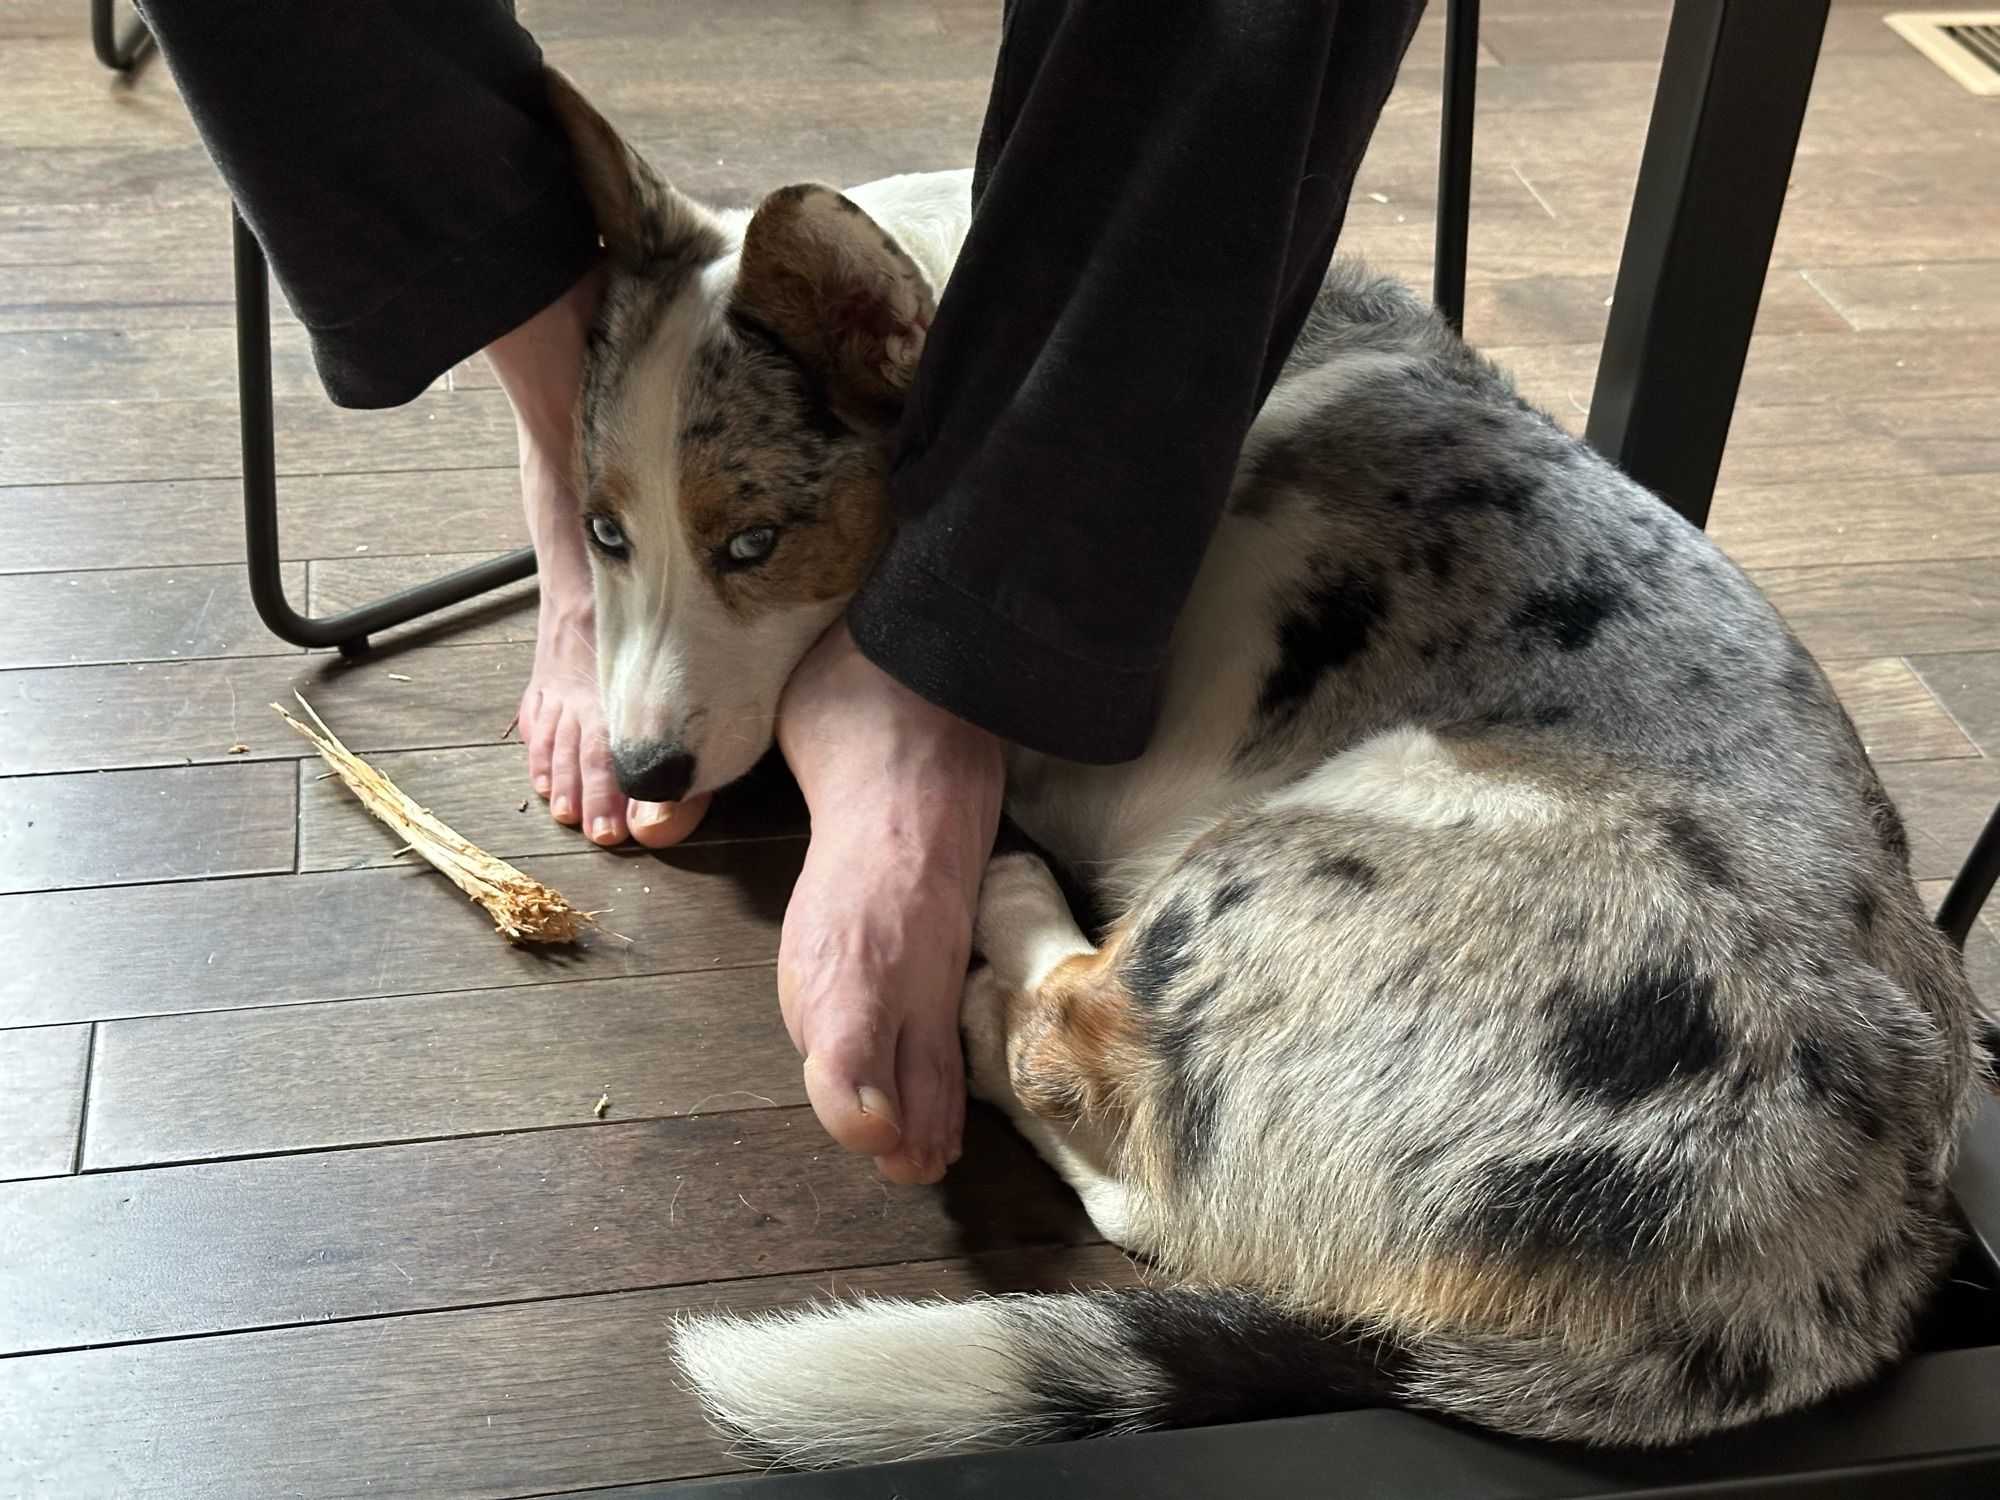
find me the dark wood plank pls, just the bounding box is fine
[85,968,803,1169]
[1909,652,2000,759]
[298,743,805,872]
[0,472,521,575]
[0,325,322,405]
[0,562,305,669]
[307,550,538,649]
[0,838,800,1028]
[1860,394,2000,478]
[1800,261,2000,333]
[1,1103,1092,1353]
[1755,560,2000,661]
[0,388,515,487]
[1709,473,2000,571]
[0,639,529,776]
[1464,267,1847,350]
[0,1244,1139,1498]
[0,761,296,896]
[1879,758,2000,885]
[0,1024,89,1181]
[1821,657,1978,766]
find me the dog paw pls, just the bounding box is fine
[973,852,1070,978]
[959,964,1013,1106]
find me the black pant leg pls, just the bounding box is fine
[848,0,1425,764]
[137,0,598,408]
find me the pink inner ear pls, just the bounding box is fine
[829,284,921,344]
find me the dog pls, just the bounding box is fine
[545,73,1982,1469]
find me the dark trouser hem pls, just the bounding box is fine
[849,0,1424,763]
[137,0,600,410]
[307,172,599,410]
[850,548,1160,766]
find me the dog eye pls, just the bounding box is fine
[586,514,627,555]
[725,527,778,566]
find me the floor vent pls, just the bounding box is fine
[1887,12,2000,94]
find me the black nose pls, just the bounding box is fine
[612,741,696,803]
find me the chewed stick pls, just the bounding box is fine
[273,693,596,944]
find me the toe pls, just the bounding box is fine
[524,690,556,800]
[799,1027,906,1162]
[880,1022,964,1183]
[550,712,583,826]
[580,727,627,845]
[628,793,712,849]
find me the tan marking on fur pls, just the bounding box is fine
[1001,943,1150,1127]
[675,454,890,619]
[589,466,637,521]
[736,185,932,428]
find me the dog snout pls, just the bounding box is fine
[612,740,697,803]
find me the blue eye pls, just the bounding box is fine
[725,527,778,566]
[587,514,627,554]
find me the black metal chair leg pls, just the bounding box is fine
[1584,0,1830,529]
[234,210,537,658]
[1940,802,2000,951]
[1432,0,1480,334]
[91,0,152,71]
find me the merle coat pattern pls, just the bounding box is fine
[544,74,1982,1471]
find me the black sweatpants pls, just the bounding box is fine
[138,0,1424,764]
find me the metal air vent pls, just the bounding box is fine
[1887,11,2000,94]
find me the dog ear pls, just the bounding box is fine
[544,68,724,273]
[733,184,936,429]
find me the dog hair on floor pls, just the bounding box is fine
[547,72,1983,1469]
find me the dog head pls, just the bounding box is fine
[547,72,937,801]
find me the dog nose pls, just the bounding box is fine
[612,741,697,803]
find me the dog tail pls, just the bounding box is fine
[672,1286,1408,1470]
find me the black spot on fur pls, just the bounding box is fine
[1546,964,1726,1108]
[680,415,727,444]
[1480,703,1577,730]
[1125,901,1198,1007]
[1658,810,1738,891]
[1111,1290,1408,1430]
[1432,469,1535,515]
[1859,779,1910,863]
[1258,572,1387,720]
[1794,1035,1887,1141]
[1209,879,1257,919]
[1852,886,1880,933]
[1467,1144,1688,1259]
[1680,1330,1777,1415]
[1150,1010,1218,1169]
[1311,853,1379,889]
[1424,541,1457,582]
[1384,487,1414,510]
[1512,575,1627,652]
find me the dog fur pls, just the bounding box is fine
[547,74,1983,1469]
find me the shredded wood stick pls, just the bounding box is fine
[273,693,596,944]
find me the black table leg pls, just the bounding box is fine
[1584,0,1831,529]
[234,211,537,658]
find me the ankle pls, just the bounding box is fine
[488,259,605,442]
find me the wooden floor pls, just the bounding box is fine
[2,1,1997,1494]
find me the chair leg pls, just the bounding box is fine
[91,0,152,71]
[234,210,537,658]
[1432,0,1480,335]
[1939,802,2000,952]
[1584,0,1830,530]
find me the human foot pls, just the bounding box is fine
[775,623,1005,1183]
[487,260,709,849]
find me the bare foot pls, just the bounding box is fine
[776,623,1005,1183]
[486,261,709,850]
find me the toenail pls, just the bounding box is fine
[857,1085,901,1131]
[632,802,674,828]
[533,776,550,796]
[553,796,574,820]
[591,818,619,843]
